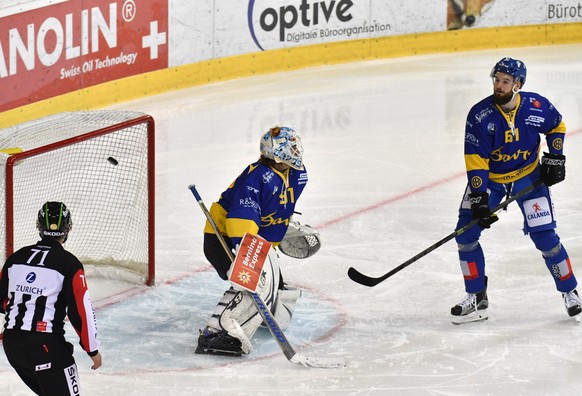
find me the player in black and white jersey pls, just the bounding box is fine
[0,202,101,396]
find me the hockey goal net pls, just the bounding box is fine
[0,110,155,286]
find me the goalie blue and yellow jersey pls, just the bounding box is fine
[204,161,308,246]
[464,91,565,193]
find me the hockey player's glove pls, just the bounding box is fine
[540,152,566,186]
[468,191,498,229]
[279,221,321,259]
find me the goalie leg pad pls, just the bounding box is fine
[279,220,321,259]
[270,286,302,330]
[220,311,254,354]
[219,248,281,354]
[197,288,245,356]
[206,288,238,331]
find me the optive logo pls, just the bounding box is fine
[248,0,354,51]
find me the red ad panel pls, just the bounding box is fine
[0,0,168,112]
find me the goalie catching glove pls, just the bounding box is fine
[278,220,321,259]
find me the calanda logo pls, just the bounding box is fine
[527,201,551,221]
[248,0,354,50]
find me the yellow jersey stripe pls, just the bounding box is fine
[465,154,489,171]
[226,218,260,239]
[547,120,566,134]
[489,160,538,184]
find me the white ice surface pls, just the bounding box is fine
[1,44,582,395]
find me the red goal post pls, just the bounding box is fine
[0,111,155,286]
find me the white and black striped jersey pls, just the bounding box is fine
[0,238,100,355]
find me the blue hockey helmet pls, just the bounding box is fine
[260,126,304,170]
[490,57,527,87]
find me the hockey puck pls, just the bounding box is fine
[107,157,119,166]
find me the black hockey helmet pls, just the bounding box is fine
[37,201,72,241]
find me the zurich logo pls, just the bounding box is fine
[26,272,37,283]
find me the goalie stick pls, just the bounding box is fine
[348,180,544,287]
[188,184,345,368]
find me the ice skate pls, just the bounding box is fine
[562,290,582,318]
[451,289,489,324]
[195,328,243,356]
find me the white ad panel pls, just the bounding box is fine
[169,0,447,66]
[449,0,582,30]
[169,0,214,66]
[169,0,582,68]
[244,0,444,52]
[3,1,582,78]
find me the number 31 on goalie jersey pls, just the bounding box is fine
[279,187,295,205]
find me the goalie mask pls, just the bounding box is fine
[37,201,72,241]
[260,127,304,170]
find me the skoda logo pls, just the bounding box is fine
[26,272,37,283]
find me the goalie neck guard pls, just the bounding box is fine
[260,127,304,170]
[37,201,72,241]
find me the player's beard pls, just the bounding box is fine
[493,90,513,105]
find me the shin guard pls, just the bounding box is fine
[530,230,577,292]
[458,242,486,293]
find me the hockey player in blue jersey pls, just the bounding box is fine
[451,57,579,324]
[196,126,319,355]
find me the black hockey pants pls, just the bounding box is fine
[2,329,80,395]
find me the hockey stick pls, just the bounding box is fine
[348,180,544,287]
[188,184,345,368]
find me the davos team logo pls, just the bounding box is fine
[26,272,37,283]
[471,176,483,189]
